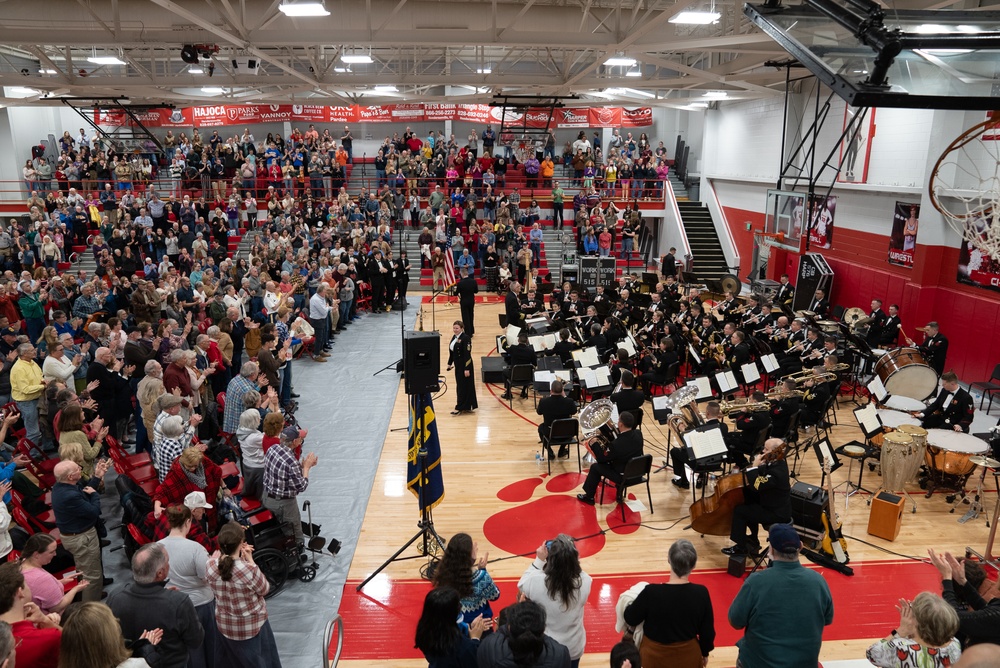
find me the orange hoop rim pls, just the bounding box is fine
[928,114,1000,221]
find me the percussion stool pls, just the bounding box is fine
[726,522,776,578]
[835,441,875,512]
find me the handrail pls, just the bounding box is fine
[663,176,693,271]
[323,614,344,668]
[705,177,741,275]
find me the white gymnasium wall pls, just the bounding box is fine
[703,96,785,182]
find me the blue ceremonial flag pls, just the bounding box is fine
[407,393,445,512]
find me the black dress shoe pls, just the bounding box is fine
[450,410,462,415]
[576,493,595,505]
[547,449,556,461]
[721,546,746,556]
[558,447,570,459]
[99,539,111,548]
[103,577,114,586]
[291,392,301,398]
[500,392,512,400]
[671,477,690,489]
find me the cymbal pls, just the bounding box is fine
[795,310,817,318]
[970,455,1000,469]
[720,274,741,296]
[843,306,866,323]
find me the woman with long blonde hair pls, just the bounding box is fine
[57,601,162,667]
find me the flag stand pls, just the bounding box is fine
[356,394,446,592]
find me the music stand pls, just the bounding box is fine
[641,272,658,287]
[812,437,842,488]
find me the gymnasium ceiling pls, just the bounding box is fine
[0,0,995,109]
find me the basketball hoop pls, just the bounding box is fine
[929,114,1000,260]
[754,232,783,261]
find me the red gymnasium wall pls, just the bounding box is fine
[721,205,1000,381]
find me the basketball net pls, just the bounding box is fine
[929,115,1000,260]
[755,233,775,260]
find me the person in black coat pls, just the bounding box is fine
[916,322,949,375]
[725,392,772,468]
[535,379,578,459]
[610,370,645,415]
[455,267,479,337]
[501,333,537,400]
[367,250,389,312]
[550,328,578,367]
[395,251,411,306]
[807,289,829,318]
[577,411,643,504]
[671,402,729,489]
[477,600,571,668]
[722,438,792,556]
[504,281,524,329]
[86,346,134,440]
[865,299,888,348]
[769,378,802,440]
[799,373,831,428]
[919,371,974,433]
[880,304,901,348]
[446,320,477,415]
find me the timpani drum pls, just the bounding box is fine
[924,430,989,477]
[881,431,925,491]
[877,409,921,429]
[874,348,939,401]
[883,395,926,412]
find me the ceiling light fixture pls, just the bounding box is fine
[670,11,721,24]
[4,86,40,99]
[88,55,126,65]
[278,1,330,17]
[477,68,492,74]
[188,67,204,74]
[689,101,710,108]
[374,84,397,92]
[605,87,627,95]
[39,69,58,75]
[623,88,655,99]
[625,69,642,77]
[702,90,728,98]
[604,56,637,67]
[333,66,350,73]
[341,54,373,64]
[201,86,225,94]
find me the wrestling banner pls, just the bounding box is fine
[887,202,920,268]
[957,211,1000,293]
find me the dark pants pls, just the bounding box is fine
[582,462,619,497]
[670,448,690,484]
[190,600,218,668]
[729,503,788,550]
[460,301,475,337]
[310,317,328,353]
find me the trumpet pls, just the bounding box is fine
[720,399,771,415]
[765,388,805,400]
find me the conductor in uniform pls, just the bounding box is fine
[918,371,974,433]
[505,281,524,329]
[535,379,578,460]
[722,438,791,557]
[455,267,479,336]
[577,411,644,505]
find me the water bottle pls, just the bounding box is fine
[535,450,542,465]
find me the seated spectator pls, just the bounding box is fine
[866,591,962,667]
[108,543,204,668]
[207,522,281,666]
[18,534,89,615]
[59,601,162,668]
[0,561,61,668]
[147,491,218,553]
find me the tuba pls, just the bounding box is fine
[579,398,619,455]
[663,385,702,445]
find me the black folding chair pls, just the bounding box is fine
[505,364,534,406]
[971,363,1000,411]
[545,418,581,474]
[600,454,654,521]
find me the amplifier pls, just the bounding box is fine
[790,481,828,532]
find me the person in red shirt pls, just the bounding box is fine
[0,562,61,668]
[261,411,284,455]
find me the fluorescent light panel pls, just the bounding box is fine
[88,56,126,65]
[188,67,204,74]
[39,69,58,75]
[201,86,225,94]
[4,87,39,98]
[604,56,637,67]
[702,90,728,98]
[333,67,350,73]
[625,69,642,77]
[374,85,397,92]
[278,2,329,17]
[476,68,492,74]
[670,11,721,24]
[341,54,373,64]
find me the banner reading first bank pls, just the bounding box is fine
[94,103,653,129]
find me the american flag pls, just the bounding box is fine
[443,233,457,287]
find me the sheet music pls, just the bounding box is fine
[652,396,670,411]
[716,370,737,394]
[529,333,557,352]
[741,362,761,384]
[506,324,522,344]
[620,336,637,357]
[535,370,555,384]
[572,347,600,368]
[762,354,780,374]
[867,376,888,402]
[854,403,883,435]
[611,403,620,425]
[684,428,728,460]
[816,438,836,466]
[594,365,611,387]
[554,370,573,383]
[577,366,597,388]
[688,377,714,400]
[687,344,702,366]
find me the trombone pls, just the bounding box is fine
[719,398,771,415]
[765,388,804,400]
[779,369,839,383]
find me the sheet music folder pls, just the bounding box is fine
[683,424,728,467]
[853,403,884,440]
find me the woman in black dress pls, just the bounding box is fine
[395,251,411,306]
[447,320,478,415]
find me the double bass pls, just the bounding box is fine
[688,443,787,536]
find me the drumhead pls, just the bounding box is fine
[843,445,867,456]
[897,424,928,437]
[883,432,913,445]
[925,429,989,453]
[871,348,888,356]
[877,409,921,428]
[884,395,926,411]
[884,367,939,401]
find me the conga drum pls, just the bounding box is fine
[881,432,921,492]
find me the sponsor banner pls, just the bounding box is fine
[887,201,919,268]
[95,103,654,128]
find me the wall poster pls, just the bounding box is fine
[888,202,920,268]
[957,211,1000,293]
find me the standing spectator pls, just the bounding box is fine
[153,447,223,532]
[0,562,61,668]
[866,591,961,667]
[477,600,570,668]
[235,409,266,501]
[928,548,1000,648]
[206,522,282,667]
[11,343,46,449]
[517,535,592,668]
[728,523,833,668]
[414,587,489,667]
[263,426,317,547]
[19,533,90,615]
[222,362,263,434]
[57,601,162,668]
[432,532,500,624]
[308,284,332,362]
[623,539,715,667]
[51,459,111,602]
[108,543,205,668]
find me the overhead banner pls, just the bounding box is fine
[957,212,1000,293]
[888,202,920,268]
[94,103,653,129]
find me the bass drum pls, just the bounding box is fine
[874,347,939,401]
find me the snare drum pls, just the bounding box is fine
[884,395,926,412]
[877,409,921,429]
[924,430,989,476]
[874,348,939,401]
[882,431,924,491]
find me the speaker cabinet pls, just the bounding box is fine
[404,331,441,395]
[790,481,828,533]
[868,492,905,541]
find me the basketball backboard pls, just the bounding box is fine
[745,1,1000,110]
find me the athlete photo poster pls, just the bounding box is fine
[956,210,1000,294]
[888,202,920,268]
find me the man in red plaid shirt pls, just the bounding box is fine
[262,426,318,547]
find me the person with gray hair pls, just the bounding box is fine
[152,396,200,482]
[109,542,205,668]
[236,409,266,500]
[0,620,14,668]
[222,360,264,434]
[152,415,189,482]
[51,458,112,603]
[729,523,833,668]
[623,539,715,667]
[10,341,46,449]
[867,591,962,667]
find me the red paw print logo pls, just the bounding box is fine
[483,471,642,559]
